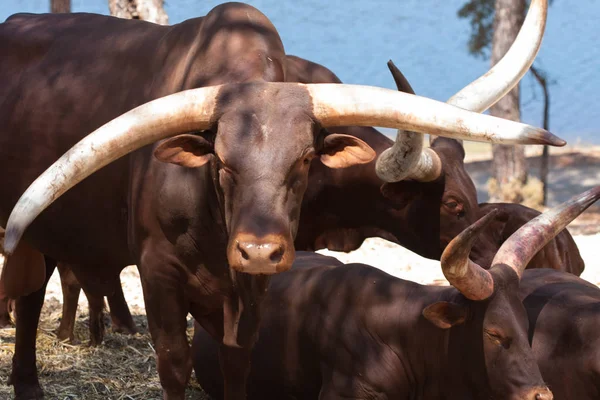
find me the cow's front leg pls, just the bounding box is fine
[9,257,56,400]
[219,273,270,400]
[140,263,191,400]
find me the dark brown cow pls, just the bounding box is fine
[473,203,584,274]
[3,0,569,349]
[0,4,550,400]
[520,269,600,399]
[0,227,135,342]
[192,186,600,400]
[290,57,582,273]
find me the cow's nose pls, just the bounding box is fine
[534,388,553,400]
[238,242,283,263]
[228,234,294,274]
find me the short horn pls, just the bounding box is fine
[493,186,600,279]
[3,86,221,255]
[441,209,498,300]
[387,60,415,94]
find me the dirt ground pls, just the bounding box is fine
[0,147,599,399]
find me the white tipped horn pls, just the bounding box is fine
[3,86,221,255]
[307,84,564,146]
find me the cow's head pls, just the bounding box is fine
[378,0,550,258]
[378,63,486,259]
[153,84,375,274]
[2,73,560,278]
[423,186,600,399]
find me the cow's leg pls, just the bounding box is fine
[9,256,56,400]
[106,275,137,335]
[0,294,13,328]
[83,289,106,346]
[140,264,190,400]
[55,263,81,343]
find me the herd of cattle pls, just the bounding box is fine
[0,0,598,399]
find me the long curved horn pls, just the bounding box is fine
[377,0,548,182]
[308,84,564,146]
[448,0,548,113]
[440,209,498,300]
[3,81,563,256]
[2,86,221,255]
[492,186,600,279]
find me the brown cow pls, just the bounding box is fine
[1,4,549,399]
[0,226,135,343]
[192,186,600,400]
[5,0,570,349]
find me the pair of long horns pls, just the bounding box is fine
[442,186,600,300]
[376,0,550,183]
[3,2,558,256]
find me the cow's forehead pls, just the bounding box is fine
[214,108,316,171]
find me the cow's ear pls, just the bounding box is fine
[423,301,468,329]
[319,134,376,168]
[154,134,214,168]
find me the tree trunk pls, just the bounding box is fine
[489,0,527,202]
[109,0,168,25]
[51,0,70,13]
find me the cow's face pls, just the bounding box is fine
[423,265,552,400]
[154,84,375,274]
[378,138,479,259]
[434,138,480,253]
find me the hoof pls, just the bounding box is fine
[112,323,138,335]
[10,377,44,400]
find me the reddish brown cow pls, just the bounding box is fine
[192,186,600,400]
[7,0,571,347]
[1,4,547,399]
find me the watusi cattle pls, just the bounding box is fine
[192,186,600,400]
[0,227,135,343]
[0,3,556,399]
[520,269,600,399]
[2,0,572,354]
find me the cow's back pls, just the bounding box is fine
[477,203,584,274]
[520,269,600,399]
[0,13,176,265]
[193,254,342,399]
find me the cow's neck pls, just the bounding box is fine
[379,286,488,399]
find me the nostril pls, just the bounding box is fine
[237,244,250,261]
[269,245,284,263]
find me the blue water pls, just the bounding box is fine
[2,0,599,144]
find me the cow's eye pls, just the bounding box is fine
[303,157,311,165]
[445,201,458,209]
[485,330,512,349]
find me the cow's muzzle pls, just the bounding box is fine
[228,233,294,274]
[512,386,553,400]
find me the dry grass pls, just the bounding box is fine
[0,300,210,400]
[487,176,545,210]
